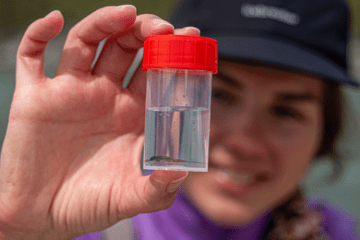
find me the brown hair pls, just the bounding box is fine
[316,81,342,157]
[267,189,329,239]
[315,81,343,180]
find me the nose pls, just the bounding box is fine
[215,108,268,160]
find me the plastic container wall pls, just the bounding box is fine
[143,68,212,172]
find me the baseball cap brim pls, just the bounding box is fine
[207,33,359,88]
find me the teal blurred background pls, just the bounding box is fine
[0,0,359,232]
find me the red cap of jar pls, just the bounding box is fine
[142,35,218,74]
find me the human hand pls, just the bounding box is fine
[0,6,199,240]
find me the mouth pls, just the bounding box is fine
[210,165,268,194]
[215,168,255,185]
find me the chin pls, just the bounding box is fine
[202,192,271,227]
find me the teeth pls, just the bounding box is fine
[216,169,255,185]
[216,170,230,183]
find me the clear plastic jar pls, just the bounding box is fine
[142,35,218,172]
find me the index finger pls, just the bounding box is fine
[16,11,64,85]
[56,5,137,75]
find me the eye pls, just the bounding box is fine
[212,89,236,105]
[272,105,303,121]
[212,90,226,100]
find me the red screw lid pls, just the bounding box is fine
[142,35,218,74]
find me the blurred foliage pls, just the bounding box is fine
[0,0,359,39]
[0,0,177,39]
[348,0,360,38]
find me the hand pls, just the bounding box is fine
[0,6,199,240]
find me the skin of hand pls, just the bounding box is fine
[0,5,199,240]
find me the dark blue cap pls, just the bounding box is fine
[169,0,359,88]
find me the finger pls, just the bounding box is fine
[55,5,137,76]
[91,14,174,83]
[124,26,201,95]
[173,26,201,36]
[16,10,64,85]
[143,170,188,211]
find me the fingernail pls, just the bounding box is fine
[45,10,61,17]
[184,27,201,33]
[117,4,137,12]
[166,172,188,193]
[152,18,174,28]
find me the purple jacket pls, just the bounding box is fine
[75,187,359,239]
[73,232,104,240]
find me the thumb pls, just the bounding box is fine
[143,170,188,211]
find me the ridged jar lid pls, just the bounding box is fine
[142,35,218,74]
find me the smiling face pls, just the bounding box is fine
[183,60,324,226]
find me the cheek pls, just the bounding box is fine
[271,122,323,180]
